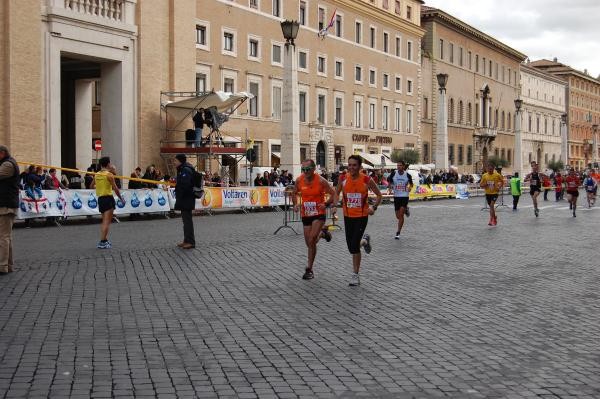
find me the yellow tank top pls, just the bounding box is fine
[95,170,113,197]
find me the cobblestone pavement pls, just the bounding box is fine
[1,194,600,398]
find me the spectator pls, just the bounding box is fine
[211,173,222,187]
[60,172,69,188]
[0,145,19,275]
[263,171,270,186]
[109,165,122,189]
[44,168,67,190]
[143,165,158,188]
[84,166,95,189]
[272,176,284,187]
[254,173,264,187]
[128,167,143,189]
[193,108,205,148]
[68,171,83,189]
[173,154,196,250]
[25,166,44,200]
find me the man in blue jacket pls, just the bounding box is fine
[174,154,196,249]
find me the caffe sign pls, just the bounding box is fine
[352,134,393,144]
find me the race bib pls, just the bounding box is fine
[531,179,538,186]
[346,193,362,208]
[487,181,495,188]
[395,183,407,192]
[303,201,318,216]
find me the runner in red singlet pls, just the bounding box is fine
[292,159,336,280]
[565,168,581,217]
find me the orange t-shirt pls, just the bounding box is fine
[297,174,326,217]
[342,173,371,218]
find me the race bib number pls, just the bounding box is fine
[531,179,538,186]
[346,193,362,208]
[395,183,407,192]
[303,201,318,216]
[487,181,495,188]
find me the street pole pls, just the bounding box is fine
[280,21,301,178]
[514,99,523,178]
[560,113,568,167]
[435,73,449,171]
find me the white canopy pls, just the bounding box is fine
[164,91,253,113]
[357,152,397,169]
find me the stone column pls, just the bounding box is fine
[75,80,93,171]
[560,116,568,165]
[280,43,301,178]
[435,86,449,170]
[514,109,523,178]
[593,125,598,165]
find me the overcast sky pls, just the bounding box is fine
[424,0,600,78]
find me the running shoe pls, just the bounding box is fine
[534,208,539,218]
[349,273,360,286]
[302,268,314,280]
[405,207,410,217]
[491,216,497,226]
[395,232,400,240]
[573,210,576,218]
[362,234,372,254]
[321,229,332,242]
[488,218,493,226]
[97,240,112,249]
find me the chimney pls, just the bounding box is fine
[553,57,557,63]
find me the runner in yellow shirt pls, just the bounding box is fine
[480,163,503,226]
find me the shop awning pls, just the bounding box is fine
[164,91,253,113]
[271,152,281,159]
[357,152,396,169]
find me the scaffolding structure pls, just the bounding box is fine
[159,91,251,185]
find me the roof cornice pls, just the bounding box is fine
[421,8,527,62]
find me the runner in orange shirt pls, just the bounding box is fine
[335,155,382,286]
[565,168,581,217]
[292,159,336,280]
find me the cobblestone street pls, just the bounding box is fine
[1,196,600,398]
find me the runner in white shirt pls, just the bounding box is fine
[386,161,414,239]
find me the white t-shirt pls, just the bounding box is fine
[392,171,411,198]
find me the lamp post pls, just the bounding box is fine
[560,113,568,166]
[514,98,523,177]
[435,73,449,171]
[593,124,598,166]
[280,20,301,178]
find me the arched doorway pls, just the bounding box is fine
[316,141,326,169]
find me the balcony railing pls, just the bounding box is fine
[46,0,136,27]
[475,127,497,138]
[64,0,122,21]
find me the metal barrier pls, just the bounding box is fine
[273,190,340,235]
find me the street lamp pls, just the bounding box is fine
[435,73,449,170]
[280,20,301,177]
[560,113,568,165]
[593,124,598,165]
[513,98,523,177]
[280,20,300,46]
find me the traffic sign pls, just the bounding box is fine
[94,140,102,151]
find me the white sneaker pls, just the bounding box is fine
[362,234,372,254]
[349,273,360,286]
[394,232,400,240]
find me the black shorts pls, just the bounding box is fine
[344,216,368,254]
[586,188,597,194]
[567,190,579,198]
[301,214,326,226]
[98,195,116,213]
[530,186,541,195]
[393,197,409,211]
[485,194,498,205]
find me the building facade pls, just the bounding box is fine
[0,0,425,179]
[519,64,567,170]
[530,59,600,170]
[420,7,526,174]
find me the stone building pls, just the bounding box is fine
[530,59,600,170]
[0,0,425,178]
[420,6,527,174]
[519,64,567,170]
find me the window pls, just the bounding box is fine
[335,14,342,37]
[383,32,389,53]
[439,39,444,59]
[317,95,325,124]
[407,41,412,61]
[382,105,389,130]
[223,31,234,52]
[483,57,486,75]
[318,7,325,31]
[495,63,499,80]
[196,73,207,93]
[449,43,454,63]
[468,51,472,70]
[467,145,473,165]
[395,0,401,14]
[475,55,479,72]
[395,106,401,131]
[370,27,376,48]
[406,5,412,19]
[272,43,282,65]
[489,60,492,77]
[507,149,512,165]
[407,79,413,94]
[448,98,454,123]
[395,37,401,57]
[355,66,362,82]
[467,103,472,124]
[335,96,343,126]
[248,38,259,59]
[355,21,362,44]
[383,73,389,89]
[369,103,376,129]
[508,68,512,84]
[423,142,430,163]
[458,100,464,124]
[458,144,464,165]
[224,78,234,93]
[369,69,376,86]
[317,56,326,74]
[250,0,258,8]
[355,99,362,128]
[459,47,463,67]
[272,0,281,17]
[448,144,455,164]
[299,1,306,25]
[299,92,307,122]
[406,109,413,133]
[423,97,428,119]
[298,51,307,70]
[335,60,343,78]
[196,25,206,46]
[248,82,259,117]
[395,76,402,92]
[272,85,282,119]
